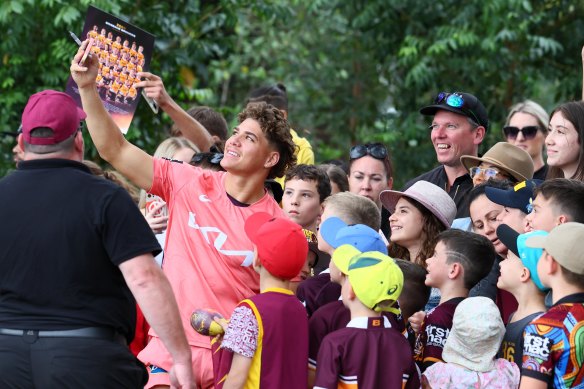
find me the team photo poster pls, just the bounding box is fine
[66,5,155,134]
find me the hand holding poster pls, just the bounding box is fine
[66,5,155,134]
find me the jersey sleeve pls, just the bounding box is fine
[222,305,259,358]
[313,334,342,389]
[102,187,162,265]
[308,307,331,370]
[521,322,555,384]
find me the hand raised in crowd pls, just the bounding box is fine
[145,202,169,234]
[70,40,99,89]
[408,310,426,334]
[135,72,171,107]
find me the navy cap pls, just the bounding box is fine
[485,179,543,214]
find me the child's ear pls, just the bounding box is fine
[448,262,462,280]
[346,280,357,301]
[519,267,531,283]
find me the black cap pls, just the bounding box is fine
[264,179,283,203]
[496,224,520,257]
[420,92,489,131]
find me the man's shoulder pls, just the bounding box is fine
[403,165,445,189]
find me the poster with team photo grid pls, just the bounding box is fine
[66,5,155,134]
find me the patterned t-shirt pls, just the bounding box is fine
[423,358,520,388]
[222,305,258,358]
[414,297,465,372]
[522,293,584,388]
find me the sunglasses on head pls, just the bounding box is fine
[191,152,223,165]
[349,143,388,160]
[503,126,540,141]
[434,92,481,126]
[469,166,505,180]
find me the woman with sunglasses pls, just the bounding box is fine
[546,101,584,181]
[503,100,549,180]
[460,142,534,187]
[348,143,394,237]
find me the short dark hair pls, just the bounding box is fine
[438,229,496,290]
[238,102,296,179]
[467,178,512,209]
[23,127,77,154]
[395,259,430,320]
[185,106,229,141]
[319,164,349,193]
[247,83,288,112]
[534,179,584,223]
[285,164,331,203]
[560,264,584,289]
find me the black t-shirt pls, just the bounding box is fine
[0,159,161,341]
[403,165,473,219]
[499,311,543,369]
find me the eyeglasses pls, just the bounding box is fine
[434,92,481,126]
[190,152,223,165]
[469,166,504,179]
[349,143,388,160]
[502,126,540,140]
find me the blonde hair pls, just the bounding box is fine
[322,192,381,230]
[139,137,200,208]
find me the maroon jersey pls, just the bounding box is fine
[314,316,419,389]
[213,288,308,389]
[308,300,405,371]
[296,272,341,317]
[414,297,464,372]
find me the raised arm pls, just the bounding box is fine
[135,72,214,152]
[120,254,195,389]
[70,41,154,190]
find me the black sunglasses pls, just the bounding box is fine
[502,126,540,140]
[349,143,388,160]
[190,152,223,165]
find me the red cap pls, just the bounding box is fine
[21,90,87,145]
[244,212,308,280]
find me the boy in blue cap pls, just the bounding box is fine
[496,224,548,369]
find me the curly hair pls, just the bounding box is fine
[238,102,296,179]
[387,197,447,268]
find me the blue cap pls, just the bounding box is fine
[320,217,388,254]
[496,224,549,292]
[517,230,549,292]
[485,179,543,214]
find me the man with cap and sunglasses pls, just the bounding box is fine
[0,90,194,388]
[404,92,489,219]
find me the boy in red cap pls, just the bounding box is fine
[213,213,309,389]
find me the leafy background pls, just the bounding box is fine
[1,0,583,187]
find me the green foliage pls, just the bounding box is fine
[1,0,583,188]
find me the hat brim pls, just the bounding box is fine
[379,189,451,229]
[525,234,547,250]
[332,244,361,274]
[496,224,520,257]
[244,212,274,245]
[485,186,515,209]
[320,217,349,248]
[419,104,467,119]
[460,155,528,182]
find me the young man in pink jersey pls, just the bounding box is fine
[70,41,296,389]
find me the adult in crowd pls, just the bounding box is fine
[460,142,534,187]
[348,142,394,237]
[319,163,349,194]
[405,92,488,218]
[71,42,295,388]
[546,100,584,181]
[503,100,549,180]
[0,90,193,388]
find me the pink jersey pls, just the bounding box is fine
[144,158,284,350]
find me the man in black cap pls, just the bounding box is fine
[0,90,194,388]
[403,92,488,218]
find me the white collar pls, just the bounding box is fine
[346,316,391,329]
